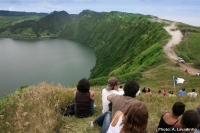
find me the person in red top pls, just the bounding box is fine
[184,69,188,75]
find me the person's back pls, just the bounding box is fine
[109,94,140,118]
[187,89,197,98]
[75,91,91,117]
[177,88,186,96]
[157,102,185,133]
[107,102,148,133]
[108,80,141,118]
[73,78,95,118]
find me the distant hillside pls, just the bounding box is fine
[60,10,171,84]
[0,10,47,17]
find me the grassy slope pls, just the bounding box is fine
[0,15,200,133]
[0,59,200,132]
[0,16,41,28]
[174,23,200,63]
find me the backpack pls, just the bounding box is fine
[60,102,75,116]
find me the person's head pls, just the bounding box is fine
[77,78,90,93]
[163,90,167,95]
[158,90,162,94]
[181,110,200,128]
[123,80,139,98]
[192,89,195,92]
[121,102,148,133]
[169,91,173,94]
[182,88,185,91]
[106,77,120,90]
[172,102,185,116]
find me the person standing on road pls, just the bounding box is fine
[184,69,188,75]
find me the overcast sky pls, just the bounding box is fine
[0,0,200,26]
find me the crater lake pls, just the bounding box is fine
[0,38,96,97]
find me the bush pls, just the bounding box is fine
[193,61,200,69]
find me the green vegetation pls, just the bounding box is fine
[0,10,200,133]
[174,23,200,67]
[0,60,199,132]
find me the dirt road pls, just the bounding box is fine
[163,23,200,75]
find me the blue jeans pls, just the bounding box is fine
[197,108,200,114]
[93,111,111,133]
[74,100,94,118]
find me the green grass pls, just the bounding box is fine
[0,16,40,28]
[175,24,200,63]
[0,59,199,133]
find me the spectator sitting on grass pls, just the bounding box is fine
[91,80,141,133]
[168,91,176,97]
[107,102,148,133]
[73,78,95,118]
[177,88,186,96]
[187,89,198,98]
[157,102,185,133]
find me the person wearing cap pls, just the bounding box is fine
[91,77,124,133]
[102,77,124,113]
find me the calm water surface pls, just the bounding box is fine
[0,38,96,97]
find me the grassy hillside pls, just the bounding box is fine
[0,59,199,133]
[0,10,200,132]
[174,23,200,68]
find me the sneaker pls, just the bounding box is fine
[90,121,94,127]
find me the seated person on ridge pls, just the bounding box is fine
[168,91,176,97]
[162,90,167,96]
[157,102,185,133]
[177,88,186,96]
[107,102,148,133]
[73,78,95,118]
[102,77,124,113]
[145,87,152,97]
[187,89,198,98]
[168,110,200,133]
[91,80,141,133]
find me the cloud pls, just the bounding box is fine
[8,6,14,11]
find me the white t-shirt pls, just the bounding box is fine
[136,89,141,96]
[187,92,198,98]
[102,88,124,113]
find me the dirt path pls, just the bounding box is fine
[163,23,200,75]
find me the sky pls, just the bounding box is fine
[0,0,200,26]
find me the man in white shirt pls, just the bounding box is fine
[187,89,198,98]
[102,77,124,113]
[102,78,140,113]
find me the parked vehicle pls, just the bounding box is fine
[177,57,185,63]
